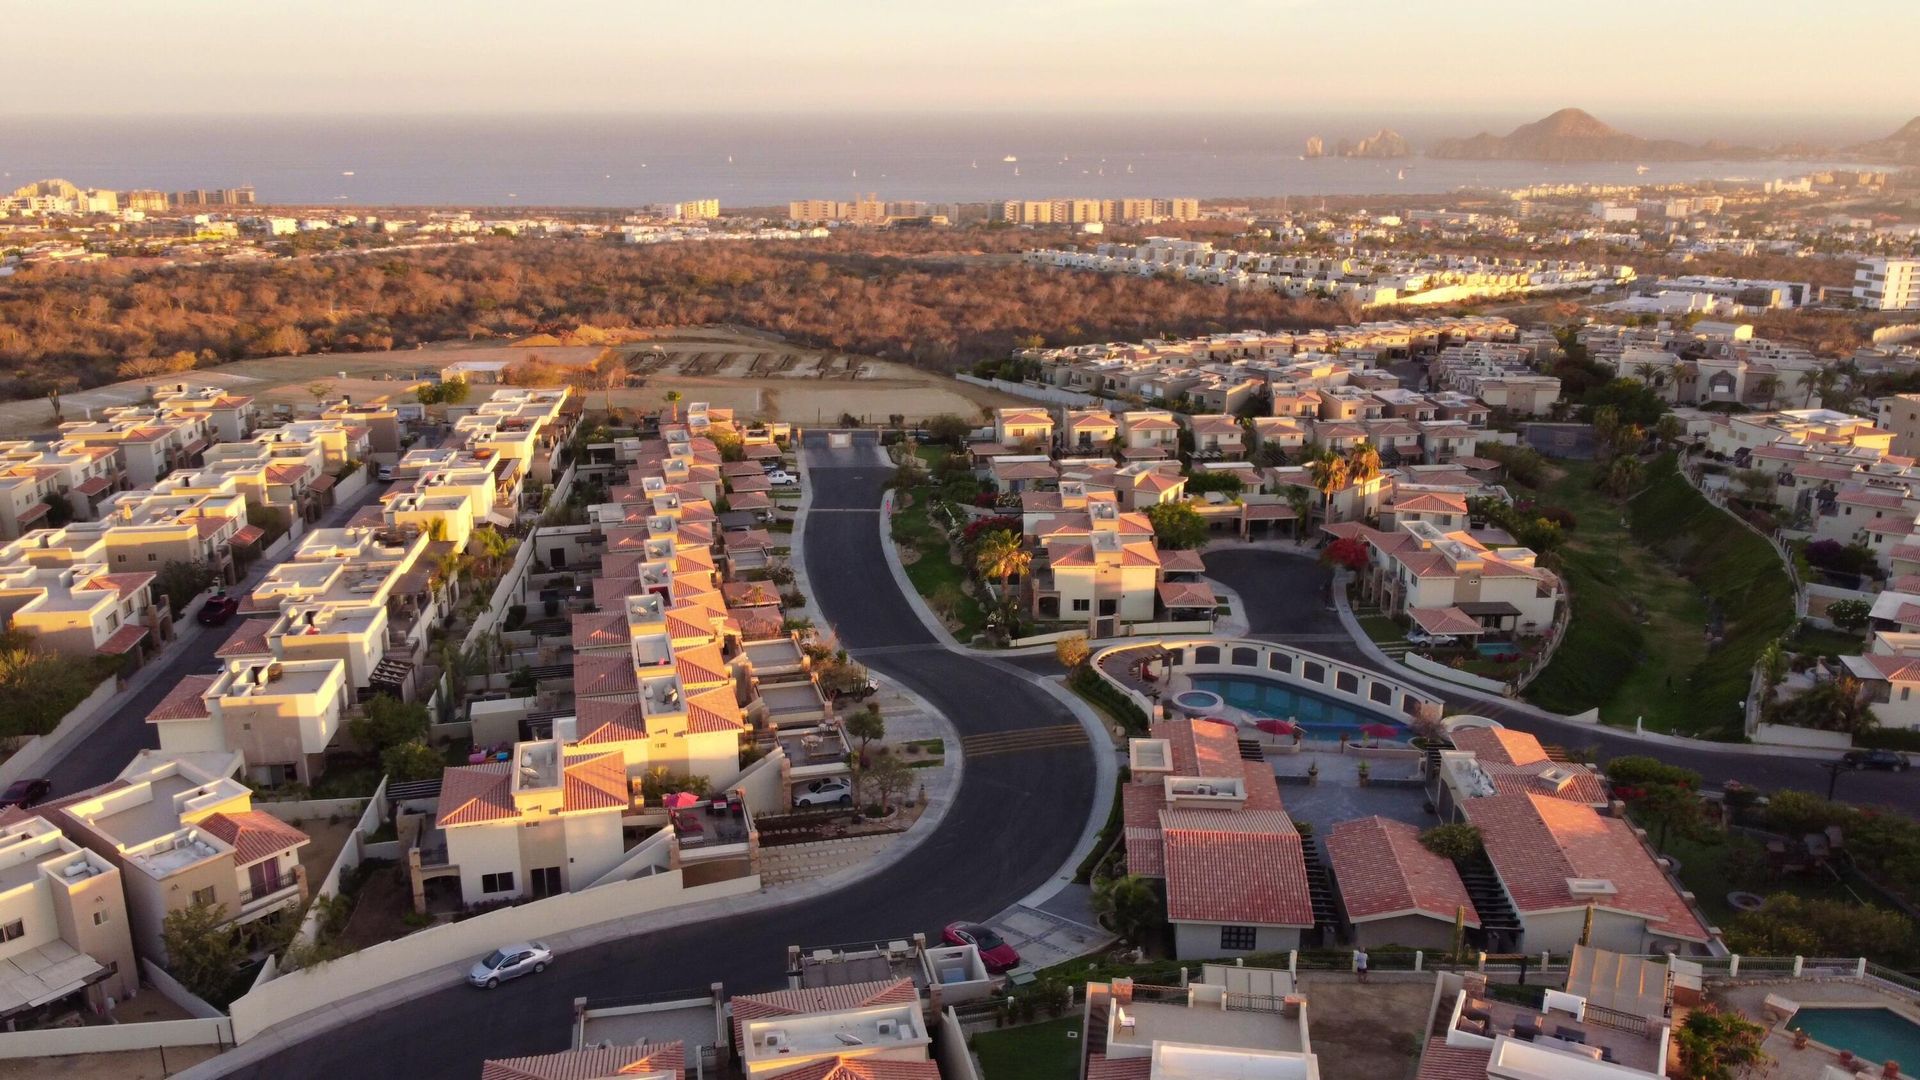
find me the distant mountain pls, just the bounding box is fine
[1428,108,1762,162]
[1849,117,1920,164]
[1336,129,1410,159]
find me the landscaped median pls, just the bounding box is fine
[1524,454,1794,739]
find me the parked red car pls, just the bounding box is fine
[942,922,1020,973]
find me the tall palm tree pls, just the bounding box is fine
[1754,375,1782,411]
[1796,369,1821,408]
[1345,440,1383,486]
[972,531,1031,600]
[663,389,683,422]
[1633,361,1660,387]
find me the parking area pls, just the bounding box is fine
[979,905,1114,972]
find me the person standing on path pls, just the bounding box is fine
[1355,948,1369,983]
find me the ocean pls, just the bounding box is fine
[0,114,1860,208]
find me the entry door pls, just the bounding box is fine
[531,866,562,898]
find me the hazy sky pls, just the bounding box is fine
[12,0,1918,124]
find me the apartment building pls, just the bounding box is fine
[0,478,256,590]
[1122,720,1313,959]
[1430,344,1561,417]
[0,810,139,1015]
[1704,409,1894,460]
[58,412,209,489]
[0,441,123,538]
[1855,257,1920,311]
[1420,949,1673,1079]
[452,386,573,486]
[49,758,309,962]
[1082,966,1319,1080]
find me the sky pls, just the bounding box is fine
[11,0,1919,130]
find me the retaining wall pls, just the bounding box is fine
[0,676,118,788]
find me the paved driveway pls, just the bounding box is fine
[224,432,1099,1079]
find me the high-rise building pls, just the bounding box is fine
[1856,258,1920,311]
[123,190,168,212]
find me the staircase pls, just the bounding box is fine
[1299,833,1340,936]
[1457,853,1523,951]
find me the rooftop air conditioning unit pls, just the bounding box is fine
[762,1031,788,1050]
[876,1019,900,1038]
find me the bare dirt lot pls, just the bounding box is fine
[1296,975,1433,1080]
[0,331,1022,437]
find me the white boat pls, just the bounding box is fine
[1002,155,1017,163]
[1635,164,1650,174]
[341,170,355,177]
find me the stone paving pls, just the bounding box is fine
[761,834,898,889]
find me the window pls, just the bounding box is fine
[531,867,562,898]
[1072,599,1090,613]
[1268,652,1292,673]
[191,887,216,907]
[1303,661,1326,683]
[1230,647,1258,667]
[148,553,158,561]
[1904,688,1912,702]
[481,872,516,894]
[0,920,21,942]
[1370,683,1394,705]
[1195,646,1221,665]
[92,911,108,927]
[1336,671,1360,694]
[1219,925,1256,951]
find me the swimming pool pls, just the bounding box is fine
[1788,1007,1920,1067]
[1186,673,1407,742]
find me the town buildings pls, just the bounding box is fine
[1855,257,1920,311]
[0,810,140,1016]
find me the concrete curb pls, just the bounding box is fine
[869,473,1117,913]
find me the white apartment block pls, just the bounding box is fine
[1856,257,1920,311]
[0,811,139,1016]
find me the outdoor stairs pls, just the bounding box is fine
[1299,833,1340,934]
[1238,738,1265,762]
[1085,1000,1110,1059]
[1423,741,1447,777]
[1456,854,1524,941]
[521,708,572,740]
[522,662,571,681]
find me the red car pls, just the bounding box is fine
[197,593,241,626]
[942,922,1020,973]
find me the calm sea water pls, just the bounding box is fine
[0,115,1853,208]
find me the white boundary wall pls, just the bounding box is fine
[0,1016,233,1059]
[228,870,760,1043]
[1403,653,1510,694]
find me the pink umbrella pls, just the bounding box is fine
[1359,722,1401,741]
[663,791,701,809]
[1255,719,1298,737]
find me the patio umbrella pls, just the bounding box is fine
[1359,722,1401,741]
[663,791,701,809]
[1255,719,1298,737]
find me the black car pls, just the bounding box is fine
[0,778,52,809]
[1842,749,1909,772]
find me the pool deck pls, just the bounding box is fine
[1716,979,1920,1080]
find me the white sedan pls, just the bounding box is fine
[793,778,853,807]
[766,470,800,487]
[468,941,553,988]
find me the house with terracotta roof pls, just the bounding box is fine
[146,657,350,787]
[1122,721,1313,958]
[482,1040,686,1080]
[0,809,139,1019]
[59,411,211,489]
[1429,718,1607,822]
[1117,411,1181,456]
[1182,414,1247,460]
[992,408,1054,452]
[435,737,631,905]
[47,757,309,964]
[1080,966,1319,1080]
[149,384,257,444]
[1028,496,1178,632]
[1332,519,1562,639]
[0,561,167,664]
[732,978,932,1079]
[1063,408,1120,452]
[1382,491,1470,532]
[0,440,123,540]
[1326,816,1478,950]
[0,477,255,588]
[1461,792,1714,955]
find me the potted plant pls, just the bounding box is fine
[1357,760,1371,786]
[1306,761,1319,785]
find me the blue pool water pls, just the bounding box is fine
[1476,642,1519,658]
[1789,1008,1920,1067]
[1186,674,1406,742]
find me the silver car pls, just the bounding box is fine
[468,941,553,988]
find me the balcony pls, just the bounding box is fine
[235,865,305,921]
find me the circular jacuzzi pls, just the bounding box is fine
[1170,689,1225,719]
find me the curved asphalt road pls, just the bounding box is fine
[1198,547,1920,815]
[228,433,1096,1079]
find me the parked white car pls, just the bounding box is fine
[766,470,799,487]
[1405,630,1457,647]
[793,778,853,807]
[468,941,553,989]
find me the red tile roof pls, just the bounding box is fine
[574,653,639,698]
[1087,1057,1152,1080]
[147,674,217,723]
[1157,582,1217,609]
[97,622,151,655]
[216,619,276,659]
[729,978,917,1047]
[571,612,631,650]
[199,810,310,866]
[562,751,630,812]
[437,763,515,827]
[1160,810,1313,928]
[1462,793,1710,942]
[1326,816,1479,927]
[686,685,745,733]
[481,1041,685,1080]
[575,696,649,744]
[1447,726,1546,766]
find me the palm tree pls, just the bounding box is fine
[1307,449,1349,521]
[1344,440,1382,485]
[663,389,683,422]
[1092,875,1164,945]
[1796,369,1821,408]
[1633,361,1660,387]
[1654,414,1684,450]
[1754,374,1782,411]
[972,531,1031,600]
[1603,455,1643,497]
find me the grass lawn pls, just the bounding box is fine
[971,1017,1084,1080]
[1654,828,1862,927]
[1785,625,1866,659]
[1357,613,1406,646]
[1524,457,1789,737]
[892,492,986,639]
